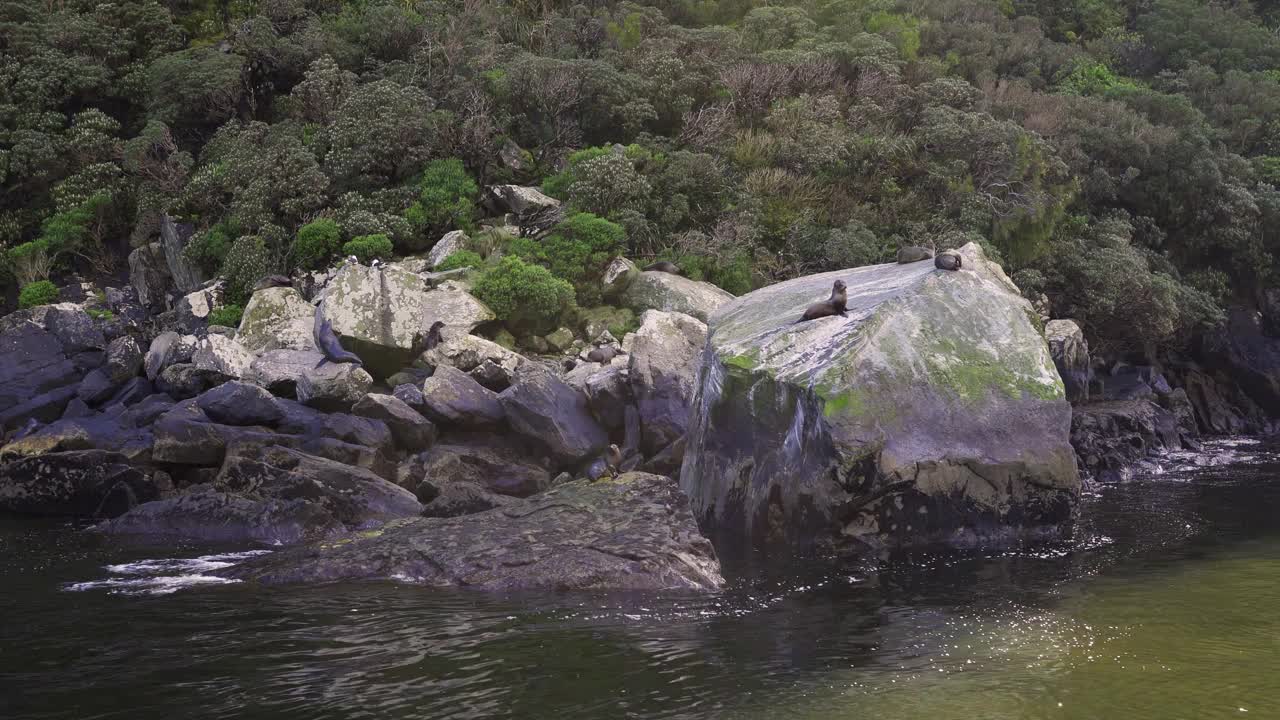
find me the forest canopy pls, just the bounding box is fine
[3,0,1279,356]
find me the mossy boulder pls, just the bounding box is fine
[681,243,1078,556]
[622,270,734,323]
[236,287,318,355]
[578,305,635,341]
[317,263,494,378]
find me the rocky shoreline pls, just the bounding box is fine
[3,212,1280,591]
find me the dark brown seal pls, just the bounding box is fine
[643,261,682,275]
[896,246,933,264]
[587,346,618,364]
[798,279,848,322]
[935,251,962,271]
[253,275,293,291]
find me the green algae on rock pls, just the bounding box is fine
[680,243,1079,555]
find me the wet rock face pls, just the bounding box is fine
[681,243,1079,555]
[0,450,158,518]
[1071,400,1189,483]
[218,473,723,592]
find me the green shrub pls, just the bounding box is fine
[183,221,239,275]
[404,158,479,250]
[342,233,394,263]
[658,251,755,296]
[436,250,484,272]
[221,235,273,305]
[208,304,244,328]
[18,280,59,308]
[472,256,575,332]
[86,307,114,321]
[8,239,54,285]
[292,218,342,271]
[509,213,625,306]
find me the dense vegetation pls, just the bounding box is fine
[3,0,1279,357]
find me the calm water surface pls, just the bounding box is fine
[3,439,1280,720]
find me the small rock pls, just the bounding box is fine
[297,363,374,411]
[104,336,145,384]
[426,230,468,270]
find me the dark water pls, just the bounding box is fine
[4,439,1280,720]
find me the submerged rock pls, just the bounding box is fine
[623,270,734,323]
[681,243,1078,554]
[219,473,722,592]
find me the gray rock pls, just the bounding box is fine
[407,439,551,497]
[1071,400,1184,483]
[420,333,525,387]
[584,361,630,431]
[392,383,426,411]
[236,286,318,354]
[352,394,437,452]
[1046,319,1090,403]
[681,242,1079,552]
[106,377,153,409]
[419,366,505,427]
[601,257,639,298]
[175,284,220,331]
[623,270,734,323]
[105,336,145,384]
[0,385,78,433]
[426,230,468,269]
[296,363,373,411]
[145,331,180,381]
[0,322,79,422]
[159,214,206,293]
[481,184,560,216]
[27,303,105,353]
[628,310,706,454]
[77,369,120,406]
[0,450,158,518]
[545,327,575,352]
[127,242,173,312]
[419,480,518,517]
[499,367,608,466]
[196,381,284,426]
[156,363,213,400]
[191,334,254,380]
[243,349,326,399]
[219,473,722,592]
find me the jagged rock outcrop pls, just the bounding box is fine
[623,270,734,323]
[682,243,1078,554]
[628,310,706,455]
[499,366,608,466]
[1070,399,1195,483]
[236,287,318,354]
[0,322,79,432]
[128,242,173,312]
[1046,319,1089,403]
[419,333,526,391]
[159,214,206,293]
[426,230,467,269]
[218,473,723,592]
[404,437,551,498]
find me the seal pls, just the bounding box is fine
[643,261,682,275]
[606,444,623,476]
[312,306,363,369]
[252,274,293,292]
[797,279,848,323]
[587,346,618,364]
[935,251,962,271]
[896,246,933,264]
[411,320,446,358]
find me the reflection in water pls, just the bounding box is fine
[1,440,1279,719]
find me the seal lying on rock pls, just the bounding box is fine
[896,246,934,264]
[644,261,682,275]
[252,275,293,291]
[312,307,363,369]
[797,280,848,323]
[587,345,618,364]
[935,251,962,271]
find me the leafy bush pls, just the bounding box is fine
[183,221,239,276]
[8,240,54,285]
[472,256,575,332]
[436,250,484,272]
[86,307,114,321]
[18,280,59,309]
[404,158,479,248]
[208,304,244,328]
[342,233,394,263]
[221,235,273,306]
[509,213,625,306]
[292,218,342,271]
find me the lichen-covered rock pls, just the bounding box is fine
[191,334,254,380]
[104,336,144,384]
[406,438,550,497]
[418,480,517,517]
[156,363,214,400]
[317,263,494,377]
[420,333,526,388]
[243,349,325,399]
[26,303,105,353]
[196,381,284,427]
[128,242,173,312]
[419,365,505,427]
[481,184,560,216]
[499,366,608,466]
[681,242,1078,554]
[1046,319,1090,403]
[544,327,575,352]
[601,257,639,298]
[296,362,373,411]
[145,332,180,381]
[0,450,158,518]
[175,284,219,331]
[236,287,318,354]
[629,310,707,455]
[352,393,437,452]
[623,270,734,323]
[426,230,467,269]
[218,473,722,592]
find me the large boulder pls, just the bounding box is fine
[481,184,560,216]
[296,362,373,411]
[236,287,318,354]
[499,367,608,466]
[127,241,173,312]
[418,365,505,427]
[628,310,707,455]
[1045,319,1090,403]
[218,473,723,592]
[419,334,526,391]
[0,450,158,518]
[1197,307,1280,417]
[681,243,1078,553]
[406,437,551,497]
[317,263,494,378]
[159,214,206,293]
[191,335,254,380]
[244,349,326,398]
[601,257,639,298]
[352,393,437,452]
[175,284,220,331]
[96,445,422,544]
[104,336,145,384]
[426,230,467,269]
[623,270,734,323]
[27,303,105,353]
[0,322,79,427]
[196,381,284,427]
[145,332,181,381]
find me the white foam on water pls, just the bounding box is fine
[65,550,272,596]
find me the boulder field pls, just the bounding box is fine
[680,243,1080,553]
